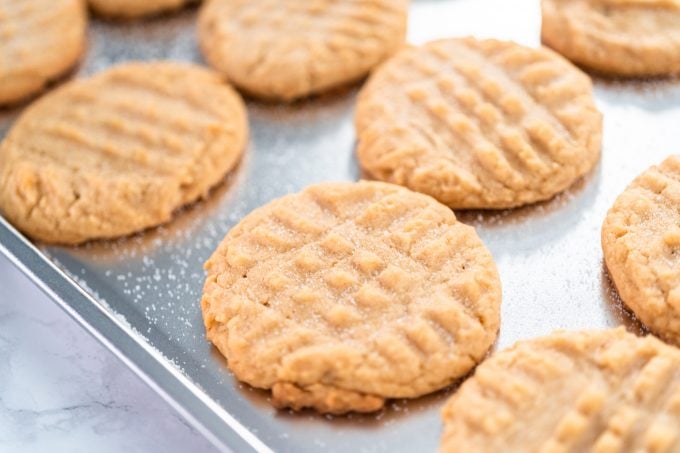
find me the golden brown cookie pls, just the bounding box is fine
[88,0,197,19]
[541,0,680,77]
[602,156,680,345]
[197,0,408,101]
[0,61,247,245]
[202,181,501,414]
[355,37,602,210]
[0,0,87,106]
[440,328,680,452]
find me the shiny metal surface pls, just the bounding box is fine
[1,0,680,451]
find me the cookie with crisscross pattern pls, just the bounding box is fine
[198,0,408,101]
[0,0,86,105]
[603,155,680,345]
[441,328,680,452]
[542,0,680,77]
[356,37,602,209]
[202,181,501,414]
[0,62,247,244]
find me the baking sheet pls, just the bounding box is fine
[2,0,680,451]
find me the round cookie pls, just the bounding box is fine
[0,61,247,245]
[0,0,87,106]
[355,38,602,210]
[441,328,680,452]
[202,181,501,414]
[197,0,408,101]
[88,0,197,19]
[602,156,680,345]
[541,0,680,77]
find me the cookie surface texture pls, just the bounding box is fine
[0,62,248,244]
[0,0,87,106]
[602,156,680,345]
[202,181,501,414]
[355,37,602,210]
[440,328,680,452]
[87,0,195,18]
[541,0,680,77]
[198,0,408,101]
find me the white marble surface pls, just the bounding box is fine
[0,253,218,453]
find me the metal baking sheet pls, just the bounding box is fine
[1,0,680,451]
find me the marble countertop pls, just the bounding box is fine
[0,253,218,453]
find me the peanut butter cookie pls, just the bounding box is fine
[355,38,602,210]
[542,0,680,77]
[202,181,501,414]
[0,0,87,106]
[602,156,680,345]
[198,0,408,101]
[0,62,247,244]
[441,328,680,452]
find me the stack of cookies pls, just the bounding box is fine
[1,0,679,451]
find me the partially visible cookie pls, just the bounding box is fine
[88,0,197,19]
[0,0,87,106]
[542,0,680,77]
[198,0,408,101]
[0,61,247,244]
[602,156,680,345]
[355,37,602,209]
[202,181,501,414]
[441,328,680,452]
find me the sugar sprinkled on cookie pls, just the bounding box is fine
[202,181,501,414]
[198,0,408,101]
[355,37,602,209]
[602,155,680,345]
[441,328,680,452]
[0,0,87,106]
[0,61,248,244]
[542,0,680,77]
